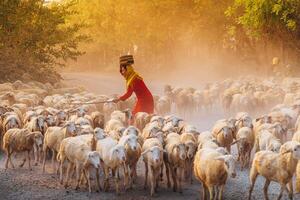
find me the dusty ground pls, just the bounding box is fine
[0,72,299,200]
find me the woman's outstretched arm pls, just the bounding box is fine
[118,86,134,101]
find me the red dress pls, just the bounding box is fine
[119,78,154,116]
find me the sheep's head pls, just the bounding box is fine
[123,126,139,136]
[149,125,160,137]
[267,140,281,153]
[218,126,231,139]
[141,146,163,166]
[155,132,165,145]
[86,151,101,169]
[46,115,56,126]
[116,126,126,136]
[237,138,249,153]
[281,141,300,160]
[62,121,77,136]
[272,122,286,136]
[256,115,272,124]
[77,107,87,117]
[150,116,165,128]
[112,145,126,163]
[215,155,236,178]
[27,131,43,149]
[37,116,47,134]
[125,135,138,151]
[94,114,104,128]
[173,143,186,161]
[6,116,19,129]
[57,110,67,121]
[34,132,44,148]
[165,116,183,128]
[122,109,132,121]
[94,128,105,140]
[185,141,196,159]
[242,117,253,129]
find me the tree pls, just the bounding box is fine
[0,0,87,84]
[225,0,300,67]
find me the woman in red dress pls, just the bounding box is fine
[113,55,154,117]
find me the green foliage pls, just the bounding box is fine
[0,0,87,84]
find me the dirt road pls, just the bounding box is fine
[0,72,299,200]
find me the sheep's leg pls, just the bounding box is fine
[33,144,38,166]
[155,168,160,191]
[103,167,110,192]
[5,153,9,170]
[123,164,129,190]
[296,162,300,193]
[4,148,11,169]
[96,168,102,192]
[263,179,270,200]
[277,184,288,200]
[42,147,47,173]
[178,167,183,193]
[165,161,171,188]
[247,150,252,168]
[208,186,214,200]
[144,162,148,189]
[160,163,164,181]
[132,163,137,184]
[86,169,91,193]
[190,160,193,184]
[51,150,56,173]
[170,167,177,192]
[218,185,224,200]
[287,180,293,200]
[150,166,155,196]
[202,183,208,200]
[80,168,88,186]
[27,150,32,170]
[75,163,81,190]
[112,168,120,195]
[248,166,258,200]
[59,158,65,185]
[8,149,15,169]
[64,162,74,188]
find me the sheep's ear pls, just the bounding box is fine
[255,118,261,122]
[26,132,35,139]
[60,123,67,130]
[280,149,292,155]
[141,149,150,156]
[177,126,184,134]
[214,156,225,162]
[231,139,241,146]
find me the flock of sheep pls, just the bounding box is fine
[1,76,300,200]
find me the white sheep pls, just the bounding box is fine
[248,141,300,200]
[255,129,282,153]
[57,137,101,192]
[164,132,187,193]
[232,127,254,169]
[118,134,141,188]
[212,121,233,153]
[193,148,236,200]
[3,128,43,170]
[141,138,164,196]
[134,112,152,131]
[42,121,78,173]
[180,132,197,183]
[96,137,127,195]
